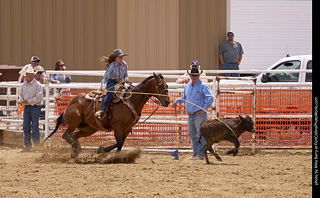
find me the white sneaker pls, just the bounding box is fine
[186,156,203,160]
[194,156,204,160]
[186,156,196,160]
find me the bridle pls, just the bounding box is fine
[128,77,168,104]
[127,76,169,123]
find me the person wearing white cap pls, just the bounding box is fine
[18,56,46,83]
[19,67,43,152]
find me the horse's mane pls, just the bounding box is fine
[139,74,164,86]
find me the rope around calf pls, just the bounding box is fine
[102,81,237,137]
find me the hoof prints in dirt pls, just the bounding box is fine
[34,148,141,164]
[75,149,142,164]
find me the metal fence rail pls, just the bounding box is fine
[0,70,312,149]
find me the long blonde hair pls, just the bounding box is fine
[100,54,117,68]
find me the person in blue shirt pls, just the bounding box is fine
[95,49,129,120]
[173,63,214,160]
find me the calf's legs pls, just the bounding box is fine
[226,137,240,156]
[202,138,222,164]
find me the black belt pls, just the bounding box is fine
[189,110,200,115]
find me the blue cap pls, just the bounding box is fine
[191,60,200,67]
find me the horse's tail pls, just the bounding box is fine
[40,112,64,145]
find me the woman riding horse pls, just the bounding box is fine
[47,73,170,158]
[95,49,129,121]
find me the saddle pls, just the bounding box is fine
[84,84,131,131]
[86,83,127,103]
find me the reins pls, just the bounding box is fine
[126,82,161,123]
[102,79,236,136]
[105,79,167,123]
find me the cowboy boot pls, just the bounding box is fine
[95,110,104,121]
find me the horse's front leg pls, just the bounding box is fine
[97,126,130,153]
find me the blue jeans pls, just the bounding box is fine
[23,105,41,148]
[188,112,207,157]
[222,62,240,77]
[100,79,118,110]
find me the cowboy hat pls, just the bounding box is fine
[34,66,45,74]
[187,67,203,75]
[113,49,128,57]
[22,67,35,76]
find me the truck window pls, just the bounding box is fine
[268,61,300,82]
[306,60,312,82]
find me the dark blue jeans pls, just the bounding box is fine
[222,62,240,77]
[100,79,118,110]
[23,105,41,148]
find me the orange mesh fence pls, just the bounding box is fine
[52,90,194,149]
[50,87,312,149]
[218,87,312,148]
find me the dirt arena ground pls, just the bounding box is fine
[0,146,312,198]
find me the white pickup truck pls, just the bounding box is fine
[257,55,312,83]
[218,55,312,85]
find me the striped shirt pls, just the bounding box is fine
[19,78,43,106]
[101,61,128,87]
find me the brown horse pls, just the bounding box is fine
[48,73,170,157]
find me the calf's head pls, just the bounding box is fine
[236,115,255,133]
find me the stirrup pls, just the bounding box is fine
[95,110,104,121]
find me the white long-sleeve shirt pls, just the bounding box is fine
[19,78,43,106]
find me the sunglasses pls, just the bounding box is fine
[32,60,40,62]
[191,75,199,77]
[59,64,65,66]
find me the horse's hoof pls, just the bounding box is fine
[97,146,105,154]
[71,151,79,158]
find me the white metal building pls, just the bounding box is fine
[230,0,312,70]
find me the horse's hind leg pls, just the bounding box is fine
[61,122,82,158]
[71,128,98,158]
[61,129,79,158]
[62,129,73,145]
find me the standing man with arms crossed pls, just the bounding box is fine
[173,65,214,160]
[19,67,43,152]
[219,31,244,77]
[18,56,45,83]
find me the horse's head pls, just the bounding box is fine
[152,72,170,107]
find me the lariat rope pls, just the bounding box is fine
[103,80,237,137]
